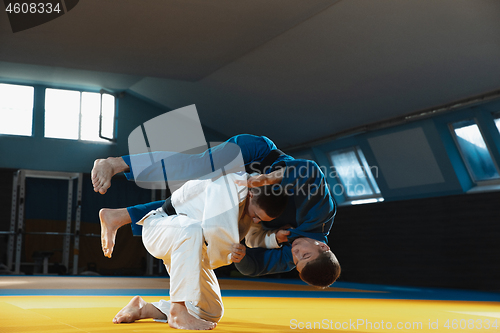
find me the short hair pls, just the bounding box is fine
[299,251,341,289]
[251,185,288,218]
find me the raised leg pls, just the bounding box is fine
[100,208,132,258]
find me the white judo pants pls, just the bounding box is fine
[139,208,224,323]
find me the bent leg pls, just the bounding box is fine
[100,201,165,257]
[141,211,204,304]
[150,263,223,327]
[142,213,219,329]
[184,246,224,323]
[127,200,164,236]
[150,270,220,330]
[100,208,131,258]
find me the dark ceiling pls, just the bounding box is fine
[1,0,500,148]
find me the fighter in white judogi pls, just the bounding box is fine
[112,172,286,330]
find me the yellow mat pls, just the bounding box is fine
[1,277,499,332]
[1,295,499,332]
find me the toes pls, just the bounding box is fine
[102,240,111,258]
[103,245,113,258]
[102,246,112,258]
[100,181,110,193]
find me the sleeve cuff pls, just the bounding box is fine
[121,155,135,180]
[265,232,281,249]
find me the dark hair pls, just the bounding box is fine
[299,251,341,289]
[251,185,288,218]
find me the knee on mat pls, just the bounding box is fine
[208,304,224,323]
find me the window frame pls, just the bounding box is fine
[98,89,116,142]
[493,112,500,136]
[44,87,116,143]
[449,118,500,186]
[328,146,383,203]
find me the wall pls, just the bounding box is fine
[289,98,500,204]
[288,97,500,291]
[330,191,500,291]
[0,81,227,274]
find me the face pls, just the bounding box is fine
[246,190,274,224]
[291,237,330,273]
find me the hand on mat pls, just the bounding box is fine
[231,243,246,263]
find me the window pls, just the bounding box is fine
[100,93,115,140]
[330,147,383,204]
[45,88,115,142]
[494,114,500,135]
[451,119,499,182]
[0,83,34,136]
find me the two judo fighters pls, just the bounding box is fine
[92,134,340,330]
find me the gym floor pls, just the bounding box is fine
[1,276,499,332]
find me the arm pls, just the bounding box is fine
[231,230,287,263]
[278,159,336,243]
[234,245,295,276]
[200,173,247,270]
[236,160,336,277]
[245,223,291,249]
[235,168,284,187]
[230,243,246,263]
[243,160,335,243]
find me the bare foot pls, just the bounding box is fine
[113,296,146,323]
[91,157,129,194]
[169,302,216,330]
[100,208,132,258]
[113,296,166,324]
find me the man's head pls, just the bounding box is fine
[246,185,288,223]
[291,237,341,288]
